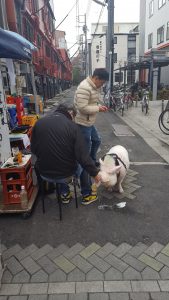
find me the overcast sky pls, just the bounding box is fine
[53,0,140,56]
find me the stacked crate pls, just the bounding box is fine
[0,155,33,205]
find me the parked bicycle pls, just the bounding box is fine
[141,90,149,114]
[115,92,125,116]
[158,100,169,135]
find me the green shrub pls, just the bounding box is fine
[157,88,169,100]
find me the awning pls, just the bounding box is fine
[0,28,37,61]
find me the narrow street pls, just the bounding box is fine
[0,88,169,299]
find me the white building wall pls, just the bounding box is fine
[145,0,169,51]
[145,0,169,85]
[91,23,139,84]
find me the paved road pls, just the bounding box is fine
[0,88,169,298]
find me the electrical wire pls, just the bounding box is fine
[67,42,78,51]
[30,0,50,16]
[91,0,106,45]
[54,0,80,31]
[62,47,80,64]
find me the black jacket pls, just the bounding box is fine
[31,111,99,178]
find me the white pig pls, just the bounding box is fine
[98,145,130,193]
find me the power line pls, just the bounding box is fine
[62,47,80,63]
[67,42,78,51]
[54,0,80,31]
[30,0,50,16]
[91,1,106,45]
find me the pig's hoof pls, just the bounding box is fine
[119,188,124,193]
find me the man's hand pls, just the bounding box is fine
[99,105,108,112]
[93,173,101,184]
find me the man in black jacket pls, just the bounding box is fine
[31,103,100,205]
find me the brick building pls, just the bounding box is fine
[3,0,72,99]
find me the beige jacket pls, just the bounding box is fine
[74,76,100,126]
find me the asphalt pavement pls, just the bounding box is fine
[0,88,169,298]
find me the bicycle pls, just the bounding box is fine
[158,100,169,135]
[116,92,124,116]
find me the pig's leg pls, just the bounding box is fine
[116,174,125,193]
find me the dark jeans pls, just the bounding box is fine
[78,124,101,196]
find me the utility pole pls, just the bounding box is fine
[107,0,114,96]
[83,14,88,77]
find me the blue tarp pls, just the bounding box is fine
[0,28,37,61]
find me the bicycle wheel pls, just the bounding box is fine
[158,112,169,135]
[121,105,124,116]
[145,103,149,115]
[142,103,144,112]
[161,109,169,131]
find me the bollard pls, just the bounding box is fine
[162,99,164,112]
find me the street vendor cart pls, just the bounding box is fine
[0,28,38,216]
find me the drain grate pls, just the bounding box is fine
[112,124,135,136]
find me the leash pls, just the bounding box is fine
[102,153,127,170]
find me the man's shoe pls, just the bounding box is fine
[82,194,98,205]
[61,192,72,204]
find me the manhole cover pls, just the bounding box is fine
[112,124,135,136]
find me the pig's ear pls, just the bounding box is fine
[99,158,104,166]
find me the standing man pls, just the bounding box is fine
[74,68,109,205]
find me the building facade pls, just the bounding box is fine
[3,0,72,99]
[140,0,169,86]
[90,22,139,85]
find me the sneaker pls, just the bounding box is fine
[82,194,98,205]
[61,192,72,204]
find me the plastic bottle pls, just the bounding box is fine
[98,204,113,210]
[17,151,22,164]
[20,185,28,209]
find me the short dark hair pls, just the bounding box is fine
[92,68,109,81]
[55,102,77,117]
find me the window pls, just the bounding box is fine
[25,19,34,42]
[128,35,136,41]
[157,25,164,44]
[15,2,22,34]
[158,0,166,8]
[114,36,117,44]
[48,11,54,33]
[114,53,117,63]
[115,72,123,83]
[167,22,169,40]
[46,45,51,57]
[149,0,154,17]
[32,0,39,14]
[128,48,136,61]
[37,34,42,48]
[148,33,153,48]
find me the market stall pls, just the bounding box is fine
[0,28,38,217]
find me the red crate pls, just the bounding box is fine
[0,156,33,205]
